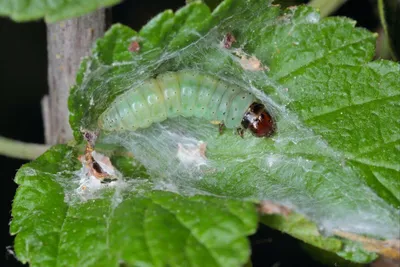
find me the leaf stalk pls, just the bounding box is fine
[0,136,50,160]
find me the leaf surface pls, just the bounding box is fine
[69,0,400,261]
[0,0,121,22]
[10,145,257,267]
[11,0,400,265]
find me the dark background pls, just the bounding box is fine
[0,0,380,266]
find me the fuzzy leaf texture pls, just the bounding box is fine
[11,0,400,266]
[0,0,121,22]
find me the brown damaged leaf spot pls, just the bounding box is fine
[176,141,208,168]
[128,41,140,52]
[371,256,400,267]
[177,142,207,159]
[334,230,400,260]
[81,129,99,147]
[78,142,117,182]
[258,200,292,217]
[233,49,269,71]
[199,142,207,158]
[221,32,236,49]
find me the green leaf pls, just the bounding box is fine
[308,0,347,18]
[68,0,400,262]
[261,214,378,263]
[32,0,400,264]
[186,0,224,10]
[10,145,257,267]
[300,242,366,267]
[0,0,121,22]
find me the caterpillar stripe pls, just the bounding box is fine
[98,70,275,137]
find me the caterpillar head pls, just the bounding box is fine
[241,103,275,138]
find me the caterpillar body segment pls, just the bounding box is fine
[226,91,253,128]
[98,70,276,138]
[178,71,202,117]
[156,72,181,118]
[193,74,218,117]
[140,79,168,124]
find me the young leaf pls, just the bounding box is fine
[0,0,121,22]
[186,0,223,11]
[10,145,258,267]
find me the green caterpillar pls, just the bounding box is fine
[98,70,275,137]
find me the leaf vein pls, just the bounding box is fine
[55,205,70,267]
[348,158,400,173]
[305,94,400,121]
[150,200,222,267]
[143,206,156,266]
[277,36,374,81]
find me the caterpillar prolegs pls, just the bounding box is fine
[98,71,275,138]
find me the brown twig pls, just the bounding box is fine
[45,9,108,144]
